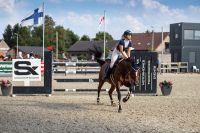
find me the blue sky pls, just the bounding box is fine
[0,0,200,39]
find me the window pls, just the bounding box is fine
[184,30,194,40]
[175,34,178,39]
[165,43,169,52]
[184,30,200,40]
[195,31,200,40]
[189,52,195,63]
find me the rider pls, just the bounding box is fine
[103,30,134,80]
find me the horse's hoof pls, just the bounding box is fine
[122,98,127,103]
[111,103,117,107]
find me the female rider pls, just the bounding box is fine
[103,30,134,80]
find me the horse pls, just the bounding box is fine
[90,46,141,113]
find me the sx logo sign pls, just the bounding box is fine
[14,61,39,75]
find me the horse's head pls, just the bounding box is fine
[124,58,141,86]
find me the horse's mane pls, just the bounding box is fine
[88,45,105,66]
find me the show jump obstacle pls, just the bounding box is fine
[13,51,52,95]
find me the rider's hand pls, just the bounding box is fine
[126,57,131,61]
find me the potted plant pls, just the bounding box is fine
[159,80,173,96]
[0,79,12,96]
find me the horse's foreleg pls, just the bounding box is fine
[108,85,116,106]
[122,84,134,102]
[97,80,104,104]
[116,86,122,113]
[122,91,131,103]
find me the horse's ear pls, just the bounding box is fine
[137,62,142,67]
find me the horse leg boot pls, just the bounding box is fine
[116,87,122,113]
[108,85,116,106]
[97,81,104,104]
[102,67,112,80]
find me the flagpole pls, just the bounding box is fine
[161,26,163,63]
[103,10,106,60]
[42,2,45,61]
[56,31,58,60]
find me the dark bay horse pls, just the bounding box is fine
[90,46,140,112]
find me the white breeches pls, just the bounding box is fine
[110,49,121,68]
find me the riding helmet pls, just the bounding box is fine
[123,30,132,36]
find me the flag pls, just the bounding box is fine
[21,6,43,27]
[99,16,105,25]
[98,16,105,31]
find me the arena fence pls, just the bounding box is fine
[1,51,158,95]
[160,62,188,73]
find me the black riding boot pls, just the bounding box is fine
[103,67,112,80]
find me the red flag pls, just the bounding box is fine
[99,16,105,26]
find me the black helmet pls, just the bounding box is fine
[123,30,132,36]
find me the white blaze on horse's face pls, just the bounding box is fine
[135,71,138,77]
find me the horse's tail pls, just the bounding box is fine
[88,45,105,67]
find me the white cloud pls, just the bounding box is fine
[140,0,189,31]
[125,15,145,32]
[95,0,138,6]
[1,0,200,40]
[189,5,200,13]
[61,12,100,38]
[0,0,15,13]
[66,12,95,25]
[53,11,144,39]
[105,14,146,39]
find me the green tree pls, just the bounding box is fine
[30,26,43,46]
[94,32,113,41]
[80,35,90,41]
[55,25,66,52]
[2,15,80,51]
[44,15,56,47]
[3,24,14,48]
[19,26,32,46]
[65,28,79,49]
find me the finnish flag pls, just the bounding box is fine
[21,6,43,27]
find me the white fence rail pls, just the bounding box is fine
[160,62,188,73]
[53,61,100,75]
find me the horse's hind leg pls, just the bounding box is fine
[108,85,116,106]
[97,80,104,104]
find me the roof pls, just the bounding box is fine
[68,40,118,52]
[17,46,48,57]
[68,32,169,52]
[132,32,169,50]
[0,39,10,49]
